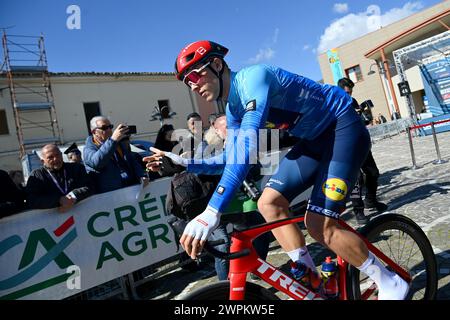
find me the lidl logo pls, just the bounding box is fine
[265,121,290,130]
[322,178,347,201]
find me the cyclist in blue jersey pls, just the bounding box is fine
[144,41,408,299]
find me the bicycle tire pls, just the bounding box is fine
[346,213,438,300]
[183,280,280,300]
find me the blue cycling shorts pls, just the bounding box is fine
[264,108,371,219]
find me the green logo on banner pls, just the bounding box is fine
[0,216,77,299]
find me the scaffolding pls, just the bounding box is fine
[1,32,61,158]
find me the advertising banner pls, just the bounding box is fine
[327,49,344,85]
[0,178,177,300]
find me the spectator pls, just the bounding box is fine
[0,169,25,218]
[182,112,204,157]
[83,116,148,194]
[338,78,388,225]
[150,124,185,178]
[194,112,224,159]
[64,142,83,164]
[207,113,218,127]
[186,112,202,136]
[391,111,400,120]
[378,113,387,124]
[122,137,147,172]
[8,170,25,188]
[153,124,178,152]
[25,144,94,212]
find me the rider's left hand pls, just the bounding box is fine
[180,206,221,259]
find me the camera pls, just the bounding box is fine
[359,100,374,111]
[127,125,137,134]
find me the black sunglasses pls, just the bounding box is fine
[96,124,113,131]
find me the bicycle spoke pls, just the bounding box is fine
[352,218,434,301]
[397,231,409,265]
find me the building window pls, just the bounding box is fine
[346,65,363,83]
[0,110,9,135]
[158,100,171,119]
[83,102,101,134]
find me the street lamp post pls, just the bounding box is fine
[367,59,399,124]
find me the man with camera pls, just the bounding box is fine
[337,78,388,225]
[83,116,147,194]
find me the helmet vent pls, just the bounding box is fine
[184,53,196,64]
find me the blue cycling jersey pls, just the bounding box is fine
[188,64,353,213]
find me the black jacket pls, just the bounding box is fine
[26,163,94,209]
[0,170,25,218]
[352,97,372,125]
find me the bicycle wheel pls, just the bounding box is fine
[346,213,438,300]
[183,280,280,300]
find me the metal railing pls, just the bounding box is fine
[406,118,450,169]
[367,118,414,143]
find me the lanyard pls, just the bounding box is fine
[45,168,68,195]
[94,136,124,166]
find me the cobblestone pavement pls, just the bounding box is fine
[139,130,450,300]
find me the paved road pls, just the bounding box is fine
[139,130,450,300]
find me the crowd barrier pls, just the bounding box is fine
[367,118,414,143]
[0,178,176,300]
[1,148,309,300]
[406,118,450,169]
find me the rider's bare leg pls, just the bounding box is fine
[258,188,316,272]
[258,188,305,250]
[304,211,368,266]
[305,211,409,300]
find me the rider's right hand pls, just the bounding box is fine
[180,206,221,259]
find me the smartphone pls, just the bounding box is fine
[127,125,137,134]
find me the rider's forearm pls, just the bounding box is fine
[187,152,226,175]
[164,152,189,167]
[165,151,226,174]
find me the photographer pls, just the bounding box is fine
[83,116,148,194]
[338,78,388,224]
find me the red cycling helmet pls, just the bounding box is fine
[175,40,228,80]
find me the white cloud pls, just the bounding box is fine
[303,44,311,51]
[248,28,279,63]
[333,3,349,14]
[317,1,424,53]
[248,48,275,64]
[272,28,280,44]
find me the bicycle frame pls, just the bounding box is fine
[226,214,413,300]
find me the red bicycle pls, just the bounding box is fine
[184,211,438,300]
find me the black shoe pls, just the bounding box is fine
[364,199,388,212]
[355,210,369,225]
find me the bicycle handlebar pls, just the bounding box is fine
[204,239,251,261]
[242,179,261,201]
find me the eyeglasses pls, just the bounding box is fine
[96,124,113,131]
[183,61,211,87]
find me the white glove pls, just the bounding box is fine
[182,206,221,241]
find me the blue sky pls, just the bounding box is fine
[0,0,444,80]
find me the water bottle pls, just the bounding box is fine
[290,261,322,290]
[320,256,339,299]
[290,261,308,281]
